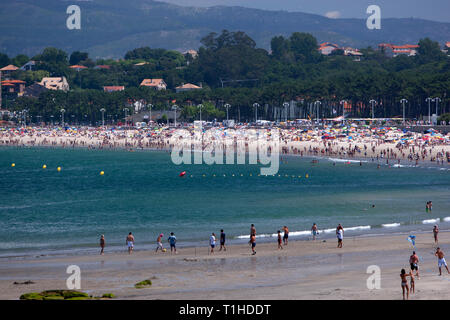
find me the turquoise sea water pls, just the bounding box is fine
[0,146,449,258]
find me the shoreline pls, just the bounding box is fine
[1,144,449,261]
[1,229,449,300]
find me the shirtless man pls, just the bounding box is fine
[250,234,256,255]
[282,226,289,245]
[409,251,420,278]
[435,247,450,276]
[126,232,134,254]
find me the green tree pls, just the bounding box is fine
[417,38,446,64]
[69,51,89,65]
[0,53,10,68]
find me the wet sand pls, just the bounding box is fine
[1,231,449,300]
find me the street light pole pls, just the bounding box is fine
[369,99,377,120]
[172,105,178,127]
[197,104,203,122]
[400,98,408,125]
[123,108,129,128]
[340,100,346,124]
[433,97,441,120]
[22,109,27,126]
[224,103,231,121]
[425,97,433,124]
[148,103,153,124]
[314,101,321,125]
[253,103,260,124]
[60,108,65,126]
[100,108,106,127]
[283,102,289,123]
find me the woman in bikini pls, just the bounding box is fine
[400,269,410,300]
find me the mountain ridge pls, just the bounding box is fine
[1,0,449,58]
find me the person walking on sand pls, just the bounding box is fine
[219,229,226,252]
[409,270,415,295]
[435,247,450,276]
[210,233,216,254]
[433,225,439,244]
[311,223,318,240]
[100,234,105,255]
[409,251,420,279]
[250,234,256,255]
[336,224,344,248]
[400,269,410,300]
[168,232,177,254]
[126,232,134,254]
[282,226,289,245]
[277,230,283,250]
[155,233,164,252]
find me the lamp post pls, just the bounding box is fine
[253,103,260,124]
[100,108,106,127]
[197,104,204,122]
[283,102,289,123]
[172,105,178,127]
[60,108,65,126]
[400,98,408,125]
[340,100,346,124]
[433,97,441,120]
[425,97,433,124]
[22,109,27,126]
[369,99,377,120]
[314,101,321,124]
[50,115,54,127]
[147,103,153,123]
[224,103,231,121]
[123,107,129,127]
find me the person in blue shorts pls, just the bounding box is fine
[210,233,216,254]
[168,232,177,254]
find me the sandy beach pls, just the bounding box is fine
[1,126,449,166]
[1,230,449,300]
[1,124,449,300]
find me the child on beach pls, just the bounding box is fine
[400,269,410,300]
[311,223,318,240]
[277,230,283,250]
[100,235,105,255]
[168,232,177,254]
[409,271,415,294]
[155,233,164,252]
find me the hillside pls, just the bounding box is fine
[1,0,449,58]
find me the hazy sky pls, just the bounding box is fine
[162,0,450,23]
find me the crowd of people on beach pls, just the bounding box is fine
[99,221,448,301]
[1,125,449,166]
